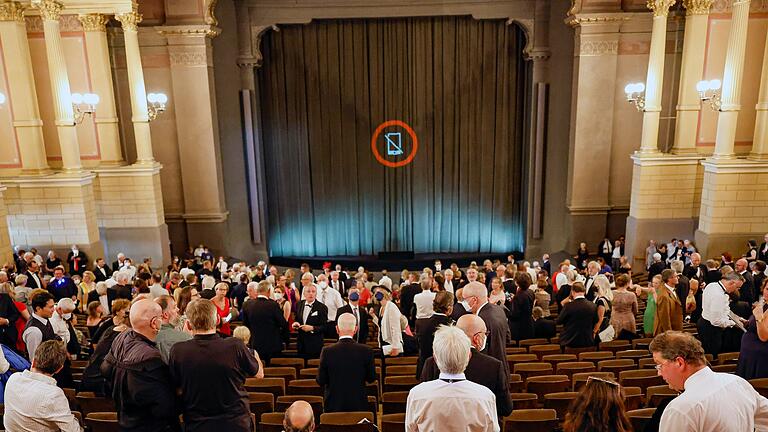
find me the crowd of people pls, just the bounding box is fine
[0,236,767,431]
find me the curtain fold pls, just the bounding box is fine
[258,16,527,257]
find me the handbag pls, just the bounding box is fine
[599,325,616,343]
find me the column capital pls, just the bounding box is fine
[31,0,62,21]
[647,0,676,17]
[0,2,25,22]
[682,0,713,15]
[115,11,142,32]
[78,13,109,32]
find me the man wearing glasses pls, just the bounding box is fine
[650,331,768,431]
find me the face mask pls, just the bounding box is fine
[374,292,384,301]
[461,300,471,312]
[317,281,328,289]
[478,334,487,352]
[62,313,72,320]
[349,292,360,302]
[273,293,283,300]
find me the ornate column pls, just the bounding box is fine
[711,0,750,160]
[0,184,11,265]
[0,2,49,174]
[78,14,124,166]
[32,0,81,171]
[115,7,154,164]
[637,0,675,155]
[750,29,768,161]
[672,0,713,154]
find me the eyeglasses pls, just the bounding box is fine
[473,331,491,337]
[655,360,676,371]
[586,376,620,387]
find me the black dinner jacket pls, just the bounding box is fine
[477,302,512,375]
[25,270,42,289]
[556,297,597,348]
[295,300,328,358]
[316,338,376,413]
[415,313,453,377]
[242,297,288,358]
[399,283,421,322]
[336,304,369,343]
[420,348,513,420]
[739,271,756,304]
[759,242,768,262]
[675,275,691,308]
[705,269,723,285]
[683,264,707,282]
[93,265,112,282]
[87,289,116,312]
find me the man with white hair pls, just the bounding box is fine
[443,269,455,295]
[314,274,344,339]
[583,261,600,301]
[406,325,499,432]
[646,240,658,270]
[113,271,132,300]
[50,298,76,345]
[684,252,706,282]
[649,253,666,280]
[111,253,126,272]
[378,270,393,290]
[316,313,375,412]
[461,281,511,376]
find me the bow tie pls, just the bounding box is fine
[305,303,314,308]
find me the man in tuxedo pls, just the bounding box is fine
[442,269,456,296]
[557,282,597,348]
[316,313,375,412]
[460,268,479,289]
[598,237,613,264]
[93,258,112,282]
[87,282,116,314]
[754,261,767,300]
[113,271,133,300]
[684,253,707,282]
[111,252,126,273]
[420,314,512,423]
[648,253,666,280]
[336,287,369,343]
[329,271,345,297]
[704,259,723,285]
[462,281,512,375]
[735,259,756,305]
[670,260,690,305]
[295,284,328,359]
[759,233,768,262]
[48,266,77,302]
[66,245,88,277]
[399,274,422,327]
[583,261,601,301]
[541,254,551,277]
[654,269,684,336]
[242,281,288,365]
[25,260,44,289]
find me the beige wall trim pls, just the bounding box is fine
[92,164,162,177]
[181,212,229,223]
[631,154,704,166]
[1,172,96,188]
[701,159,768,174]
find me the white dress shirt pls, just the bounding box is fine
[406,372,499,432]
[379,301,403,353]
[378,275,393,289]
[414,290,436,319]
[149,283,167,299]
[3,370,83,432]
[22,314,50,359]
[444,280,454,295]
[98,293,110,314]
[701,282,735,328]
[317,286,344,321]
[49,311,71,344]
[660,367,768,432]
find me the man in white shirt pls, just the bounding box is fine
[4,340,82,432]
[329,271,345,295]
[651,331,768,432]
[315,274,344,338]
[50,298,76,345]
[583,261,600,301]
[406,325,499,432]
[443,269,455,295]
[378,270,393,290]
[413,280,436,320]
[698,271,745,357]
[149,273,167,299]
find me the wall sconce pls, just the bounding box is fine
[697,79,722,111]
[71,92,99,124]
[624,82,646,111]
[0,92,6,105]
[146,92,168,121]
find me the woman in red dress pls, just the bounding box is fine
[212,282,232,336]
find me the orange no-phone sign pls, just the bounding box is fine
[371,120,419,168]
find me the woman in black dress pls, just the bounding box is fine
[415,291,453,378]
[737,279,768,380]
[508,272,535,341]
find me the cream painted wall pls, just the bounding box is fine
[0,41,20,171]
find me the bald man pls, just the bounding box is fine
[316,313,375,412]
[102,299,180,432]
[461,281,512,375]
[283,400,315,432]
[419,314,512,423]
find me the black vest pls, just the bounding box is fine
[24,315,61,344]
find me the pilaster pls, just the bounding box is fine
[0,184,12,265]
[750,29,768,161]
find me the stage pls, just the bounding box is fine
[269,252,523,272]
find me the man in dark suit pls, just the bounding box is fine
[557,281,597,348]
[66,245,88,277]
[87,282,117,313]
[111,253,126,273]
[583,261,601,301]
[316,313,375,412]
[48,266,78,301]
[759,234,768,262]
[420,314,512,423]
[24,260,44,289]
[533,306,556,339]
[683,253,707,282]
[648,253,666,281]
[113,271,133,300]
[754,261,767,299]
[399,276,421,327]
[294,284,328,359]
[93,258,112,282]
[243,281,288,365]
[336,287,369,343]
[541,254,551,277]
[735,259,756,304]
[461,281,511,375]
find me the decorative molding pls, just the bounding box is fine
[31,0,62,21]
[92,163,162,177]
[115,11,142,32]
[577,40,618,56]
[169,47,211,67]
[711,0,766,12]
[181,211,229,223]
[251,24,278,68]
[528,49,551,61]
[683,0,714,14]
[0,2,25,23]
[647,0,677,17]
[565,14,630,28]
[631,153,704,166]
[701,159,768,174]
[156,25,220,38]
[25,14,82,32]
[507,18,534,59]
[204,0,218,27]
[77,13,108,32]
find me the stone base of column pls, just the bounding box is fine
[92,162,170,266]
[0,185,13,265]
[695,160,768,259]
[566,208,608,253]
[3,172,104,257]
[625,154,704,270]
